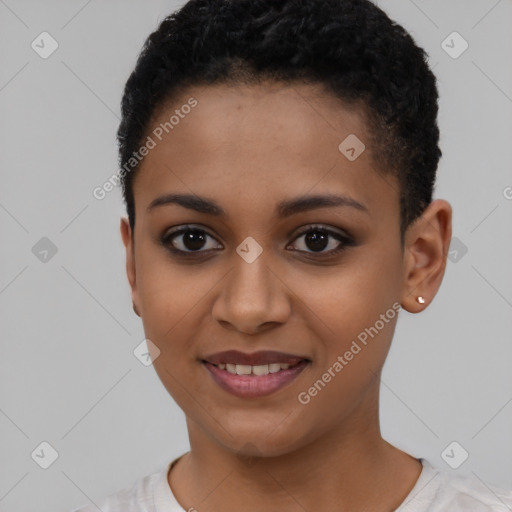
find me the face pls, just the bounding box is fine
[121,82,417,458]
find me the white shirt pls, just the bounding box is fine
[70,455,512,511]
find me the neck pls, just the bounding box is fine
[168,387,422,511]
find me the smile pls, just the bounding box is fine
[202,359,310,398]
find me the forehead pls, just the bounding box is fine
[150,82,369,167]
[133,82,398,222]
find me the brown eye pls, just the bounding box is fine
[162,225,222,254]
[288,225,352,256]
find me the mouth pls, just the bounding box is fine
[201,350,311,398]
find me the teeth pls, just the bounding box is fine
[220,362,296,375]
[252,364,269,376]
[236,364,252,375]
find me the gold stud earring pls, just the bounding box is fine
[416,296,425,304]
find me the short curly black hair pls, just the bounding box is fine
[117,0,441,244]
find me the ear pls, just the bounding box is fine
[120,217,141,317]
[400,199,452,313]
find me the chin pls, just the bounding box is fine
[217,424,309,460]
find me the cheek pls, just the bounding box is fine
[135,247,201,322]
[287,255,399,372]
[285,259,387,332]
[135,256,190,355]
[135,253,223,373]
[295,316,396,431]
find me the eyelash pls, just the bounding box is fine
[160,224,353,259]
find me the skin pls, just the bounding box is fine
[120,81,452,511]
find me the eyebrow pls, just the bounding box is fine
[147,192,370,217]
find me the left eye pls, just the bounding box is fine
[287,225,350,255]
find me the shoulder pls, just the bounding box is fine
[68,463,170,512]
[436,471,512,511]
[409,459,512,512]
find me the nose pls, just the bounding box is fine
[211,253,291,335]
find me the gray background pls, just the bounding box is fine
[0,1,511,511]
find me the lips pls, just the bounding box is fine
[203,359,310,398]
[202,350,310,367]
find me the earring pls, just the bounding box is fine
[416,296,425,304]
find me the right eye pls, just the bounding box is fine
[161,225,223,256]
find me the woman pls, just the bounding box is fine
[73,0,512,510]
